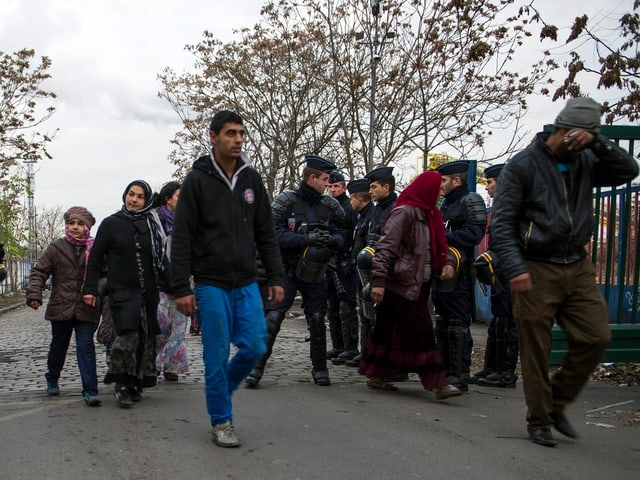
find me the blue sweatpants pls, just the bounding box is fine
[194,282,267,426]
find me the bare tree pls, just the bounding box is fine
[533,0,639,124]
[34,204,65,256]
[158,0,555,195]
[0,49,57,252]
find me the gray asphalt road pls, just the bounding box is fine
[1,303,638,480]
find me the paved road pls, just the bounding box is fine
[0,300,638,480]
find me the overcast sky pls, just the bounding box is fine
[0,0,631,226]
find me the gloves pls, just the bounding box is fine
[306,231,335,248]
[305,231,323,246]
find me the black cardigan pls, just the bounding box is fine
[84,212,160,335]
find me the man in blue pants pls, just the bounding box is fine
[171,110,284,448]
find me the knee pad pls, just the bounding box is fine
[308,313,326,338]
[265,311,284,333]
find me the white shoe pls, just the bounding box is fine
[212,421,241,447]
[433,384,463,400]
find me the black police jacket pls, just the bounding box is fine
[271,182,347,270]
[441,186,487,254]
[491,132,639,281]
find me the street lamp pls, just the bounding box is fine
[23,156,37,264]
[356,1,395,172]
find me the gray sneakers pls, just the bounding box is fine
[212,421,241,447]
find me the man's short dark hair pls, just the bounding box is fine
[371,176,395,193]
[210,110,244,134]
[302,166,324,182]
[455,172,469,185]
[352,191,371,203]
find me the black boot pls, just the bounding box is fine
[333,299,358,365]
[477,371,518,388]
[332,350,358,365]
[471,316,497,384]
[478,317,517,388]
[246,311,283,387]
[309,313,330,386]
[446,322,468,392]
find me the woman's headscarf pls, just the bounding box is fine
[155,181,181,235]
[119,180,166,279]
[63,205,95,247]
[121,180,155,216]
[63,206,96,277]
[394,171,448,270]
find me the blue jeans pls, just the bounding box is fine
[46,320,98,392]
[195,282,267,426]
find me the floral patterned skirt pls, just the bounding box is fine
[155,291,189,374]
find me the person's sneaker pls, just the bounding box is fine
[433,384,463,400]
[114,385,133,408]
[82,390,102,406]
[129,388,142,402]
[366,377,398,391]
[245,368,263,388]
[212,421,241,447]
[46,381,60,396]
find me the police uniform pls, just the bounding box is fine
[348,167,397,368]
[340,178,375,368]
[246,155,347,387]
[432,160,487,391]
[365,167,398,246]
[472,164,519,388]
[325,172,360,365]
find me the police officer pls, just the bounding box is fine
[245,155,347,387]
[326,172,360,365]
[343,178,374,368]
[433,160,487,392]
[472,164,519,388]
[347,166,397,368]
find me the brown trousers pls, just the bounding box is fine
[512,257,611,430]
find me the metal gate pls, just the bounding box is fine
[552,125,640,362]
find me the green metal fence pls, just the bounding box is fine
[551,125,640,363]
[592,125,639,324]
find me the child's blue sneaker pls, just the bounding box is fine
[46,381,60,396]
[82,390,102,406]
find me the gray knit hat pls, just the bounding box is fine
[554,97,601,134]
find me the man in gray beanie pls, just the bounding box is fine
[491,96,638,447]
[553,96,602,134]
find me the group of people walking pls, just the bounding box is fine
[25,98,638,450]
[27,180,190,408]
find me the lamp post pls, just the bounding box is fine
[24,156,37,264]
[357,1,395,172]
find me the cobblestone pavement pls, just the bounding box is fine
[1,297,638,430]
[0,298,377,396]
[0,296,492,396]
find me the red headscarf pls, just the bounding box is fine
[394,171,448,270]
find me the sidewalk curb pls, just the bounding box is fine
[0,301,26,316]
